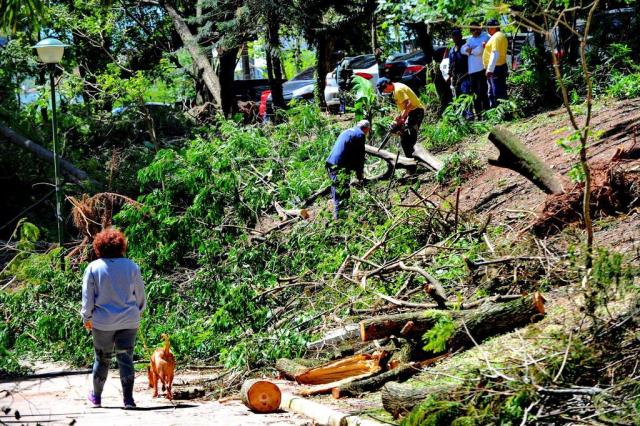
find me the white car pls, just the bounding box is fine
[324,54,379,108]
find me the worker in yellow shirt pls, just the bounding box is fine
[376,77,425,158]
[482,19,508,108]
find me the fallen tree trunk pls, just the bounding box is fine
[361,293,545,347]
[275,358,314,380]
[360,310,467,342]
[487,126,564,195]
[412,143,443,172]
[382,382,458,418]
[446,292,545,351]
[0,124,98,186]
[365,144,442,173]
[280,393,384,426]
[332,363,417,398]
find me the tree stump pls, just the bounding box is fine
[240,379,282,413]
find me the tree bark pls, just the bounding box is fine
[266,12,285,109]
[446,292,546,352]
[488,126,565,194]
[333,363,418,398]
[315,34,337,109]
[275,358,313,380]
[217,46,239,117]
[0,124,98,186]
[163,1,222,110]
[382,382,458,418]
[359,310,466,342]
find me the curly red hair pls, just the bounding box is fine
[93,228,128,258]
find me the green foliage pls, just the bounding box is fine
[422,312,455,353]
[607,72,640,100]
[436,152,482,186]
[402,397,464,426]
[349,75,377,122]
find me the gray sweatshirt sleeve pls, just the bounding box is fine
[134,264,146,313]
[81,266,95,322]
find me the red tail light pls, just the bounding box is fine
[403,65,425,76]
[258,90,271,118]
[354,72,373,80]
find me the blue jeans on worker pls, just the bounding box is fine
[92,328,137,401]
[488,64,508,108]
[456,77,473,120]
[327,165,351,219]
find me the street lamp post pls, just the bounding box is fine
[33,38,68,265]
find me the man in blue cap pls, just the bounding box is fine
[376,77,425,158]
[326,120,371,219]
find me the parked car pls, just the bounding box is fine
[382,47,447,93]
[259,67,316,121]
[324,54,379,109]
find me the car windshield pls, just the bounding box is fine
[292,67,315,81]
[398,50,424,61]
[348,55,376,69]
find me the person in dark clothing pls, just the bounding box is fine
[333,50,350,114]
[448,29,473,119]
[326,120,370,219]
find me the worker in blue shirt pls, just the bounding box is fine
[326,120,370,219]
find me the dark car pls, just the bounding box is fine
[261,67,316,120]
[382,47,447,93]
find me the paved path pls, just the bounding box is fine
[1,367,310,426]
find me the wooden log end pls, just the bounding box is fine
[240,379,282,413]
[532,292,546,315]
[399,321,415,336]
[359,321,367,342]
[331,388,342,399]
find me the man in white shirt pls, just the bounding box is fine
[462,22,490,116]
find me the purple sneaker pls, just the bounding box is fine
[123,398,136,409]
[88,392,101,408]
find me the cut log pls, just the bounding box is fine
[412,143,443,172]
[297,371,380,396]
[0,124,98,187]
[365,144,416,169]
[240,379,281,413]
[365,144,443,173]
[359,310,466,342]
[487,126,564,195]
[295,353,383,385]
[280,393,384,426]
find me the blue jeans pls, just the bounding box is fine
[488,64,508,108]
[327,165,351,219]
[92,328,137,400]
[456,77,473,120]
[469,71,489,115]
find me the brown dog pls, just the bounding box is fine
[147,333,175,400]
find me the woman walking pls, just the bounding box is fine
[81,228,146,409]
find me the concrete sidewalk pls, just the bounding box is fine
[1,366,310,426]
